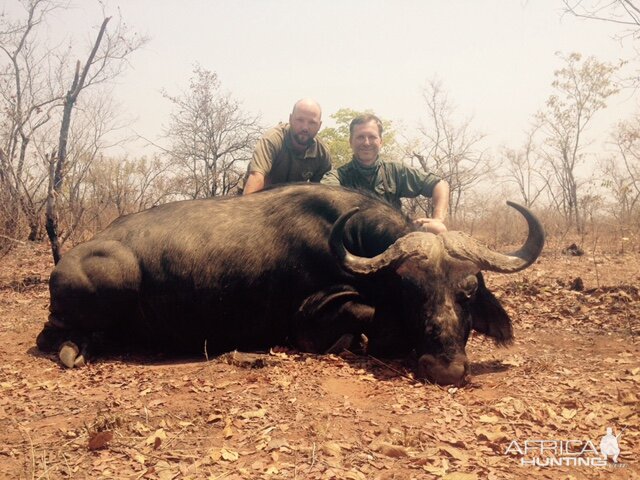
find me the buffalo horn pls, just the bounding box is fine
[329,208,415,275]
[442,201,545,273]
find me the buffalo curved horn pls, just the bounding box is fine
[329,208,417,275]
[441,201,545,273]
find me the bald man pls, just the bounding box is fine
[242,99,332,194]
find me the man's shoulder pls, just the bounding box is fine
[260,123,289,148]
[314,134,330,149]
[335,160,356,173]
[261,123,288,144]
[330,161,361,183]
[379,159,407,169]
[250,124,288,171]
[314,136,332,160]
[379,160,423,176]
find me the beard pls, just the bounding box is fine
[292,132,313,147]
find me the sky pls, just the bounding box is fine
[6,0,639,157]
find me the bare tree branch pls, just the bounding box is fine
[44,11,146,263]
[162,66,262,198]
[537,52,621,232]
[409,79,492,222]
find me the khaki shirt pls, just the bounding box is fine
[321,157,442,209]
[242,124,332,190]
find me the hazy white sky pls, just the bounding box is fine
[8,0,639,155]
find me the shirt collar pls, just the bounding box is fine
[352,156,381,171]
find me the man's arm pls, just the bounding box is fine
[414,179,450,234]
[391,164,449,233]
[310,160,332,182]
[431,179,450,221]
[242,128,281,195]
[243,171,266,195]
[320,169,341,186]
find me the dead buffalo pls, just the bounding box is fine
[36,183,544,385]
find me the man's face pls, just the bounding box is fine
[350,120,382,166]
[289,104,322,147]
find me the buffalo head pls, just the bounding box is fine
[330,201,545,386]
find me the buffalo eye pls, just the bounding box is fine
[457,275,478,300]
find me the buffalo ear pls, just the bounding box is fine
[469,273,514,345]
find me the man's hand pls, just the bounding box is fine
[243,171,265,195]
[413,217,447,235]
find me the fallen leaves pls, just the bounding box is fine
[475,427,508,444]
[378,443,411,458]
[438,444,470,463]
[478,414,501,424]
[87,431,113,451]
[321,441,342,457]
[617,389,639,405]
[443,473,478,480]
[1,243,640,480]
[220,447,239,462]
[239,407,267,419]
[222,419,234,439]
[145,428,167,449]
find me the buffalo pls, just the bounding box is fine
[36,183,544,385]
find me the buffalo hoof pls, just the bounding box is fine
[59,341,86,368]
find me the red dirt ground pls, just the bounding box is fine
[0,242,638,479]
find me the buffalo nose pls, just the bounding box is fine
[417,352,469,386]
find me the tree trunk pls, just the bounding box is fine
[45,17,110,264]
[45,151,61,263]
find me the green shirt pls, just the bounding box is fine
[242,124,332,190]
[321,157,442,209]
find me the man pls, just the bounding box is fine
[242,98,332,194]
[321,113,449,234]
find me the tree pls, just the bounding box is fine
[501,126,548,207]
[562,1,638,85]
[0,0,68,241]
[562,1,640,28]
[318,108,399,168]
[71,154,172,235]
[45,12,147,263]
[163,66,261,198]
[601,116,640,225]
[0,1,146,262]
[536,52,621,232]
[410,79,492,221]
